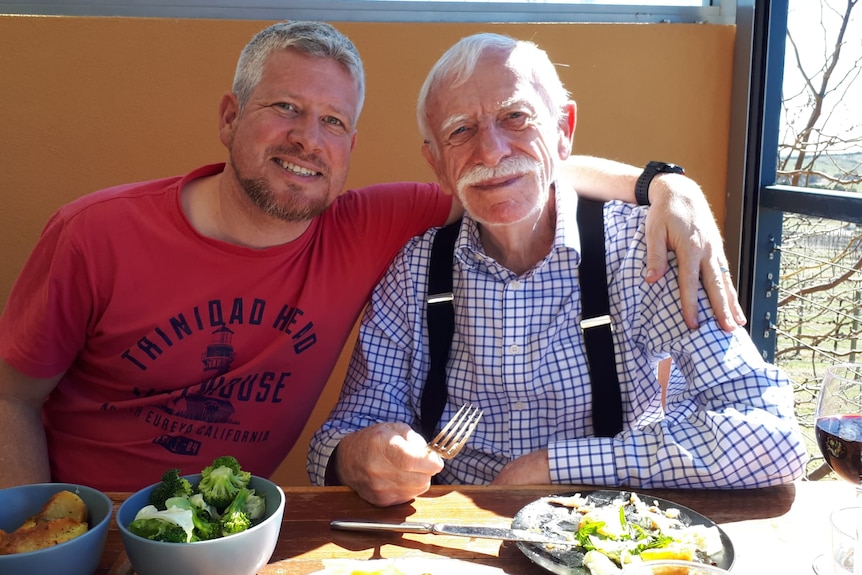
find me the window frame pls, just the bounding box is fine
[0,0,734,25]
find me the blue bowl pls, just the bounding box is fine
[116,473,285,575]
[0,482,112,575]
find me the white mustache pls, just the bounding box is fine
[457,156,542,190]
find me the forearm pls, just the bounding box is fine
[0,359,62,487]
[0,399,51,488]
[551,400,805,489]
[562,155,641,202]
[563,155,697,208]
[632,326,805,487]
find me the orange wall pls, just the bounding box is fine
[0,16,734,485]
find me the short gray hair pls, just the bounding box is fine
[416,33,569,145]
[233,21,366,118]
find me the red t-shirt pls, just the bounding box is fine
[0,163,451,490]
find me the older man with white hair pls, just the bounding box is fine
[308,32,807,507]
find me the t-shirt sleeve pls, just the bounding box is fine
[343,181,451,238]
[321,181,451,302]
[0,210,92,378]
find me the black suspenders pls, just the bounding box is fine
[419,220,461,441]
[576,199,624,437]
[419,198,623,440]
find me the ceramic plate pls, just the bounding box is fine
[511,490,735,575]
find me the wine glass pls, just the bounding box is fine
[814,363,862,575]
[815,363,862,495]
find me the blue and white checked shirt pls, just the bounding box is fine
[308,189,807,488]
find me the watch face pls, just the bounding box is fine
[636,162,685,206]
[648,161,685,175]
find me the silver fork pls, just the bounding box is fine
[427,404,483,459]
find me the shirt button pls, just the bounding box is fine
[514,401,526,410]
[509,344,519,354]
[511,280,522,290]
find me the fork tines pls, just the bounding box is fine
[428,404,483,459]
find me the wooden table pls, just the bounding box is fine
[99,481,852,574]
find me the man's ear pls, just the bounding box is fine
[218,92,240,147]
[558,101,577,159]
[421,140,439,173]
[422,140,457,196]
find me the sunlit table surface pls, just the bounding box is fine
[99,481,850,574]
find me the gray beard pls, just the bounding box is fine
[238,176,329,223]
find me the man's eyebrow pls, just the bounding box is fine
[500,96,538,115]
[440,113,472,135]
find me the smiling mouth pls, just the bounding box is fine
[275,158,321,177]
[470,175,522,189]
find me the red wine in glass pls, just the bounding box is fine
[816,414,862,485]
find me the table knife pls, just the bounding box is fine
[330,519,575,546]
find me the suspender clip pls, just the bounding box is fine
[580,314,612,331]
[427,292,454,304]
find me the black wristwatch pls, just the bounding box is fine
[635,161,686,206]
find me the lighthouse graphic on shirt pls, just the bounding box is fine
[153,326,239,455]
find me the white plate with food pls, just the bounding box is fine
[308,557,507,575]
[510,490,734,575]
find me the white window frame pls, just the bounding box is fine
[0,0,734,25]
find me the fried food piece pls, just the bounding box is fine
[0,518,88,554]
[0,490,89,555]
[37,490,88,523]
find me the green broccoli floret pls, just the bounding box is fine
[208,455,248,476]
[199,456,251,511]
[165,496,221,542]
[129,504,195,543]
[129,517,189,542]
[189,493,220,519]
[219,487,253,536]
[149,468,193,510]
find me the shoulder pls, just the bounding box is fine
[324,182,450,239]
[334,181,443,210]
[375,224,443,291]
[54,173,184,226]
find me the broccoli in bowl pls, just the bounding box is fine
[127,456,268,543]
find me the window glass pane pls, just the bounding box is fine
[779,0,862,189]
[775,0,862,480]
[775,214,862,479]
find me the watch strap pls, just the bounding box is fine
[635,161,685,206]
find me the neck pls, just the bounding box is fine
[182,169,311,249]
[479,197,556,276]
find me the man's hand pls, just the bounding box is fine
[490,449,551,485]
[645,174,747,331]
[333,422,444,507]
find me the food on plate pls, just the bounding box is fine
[128,455,266,543]
[0,490,89,554]
[543,492,724,574]
[348,567,413,575]
[309,557,503,575]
